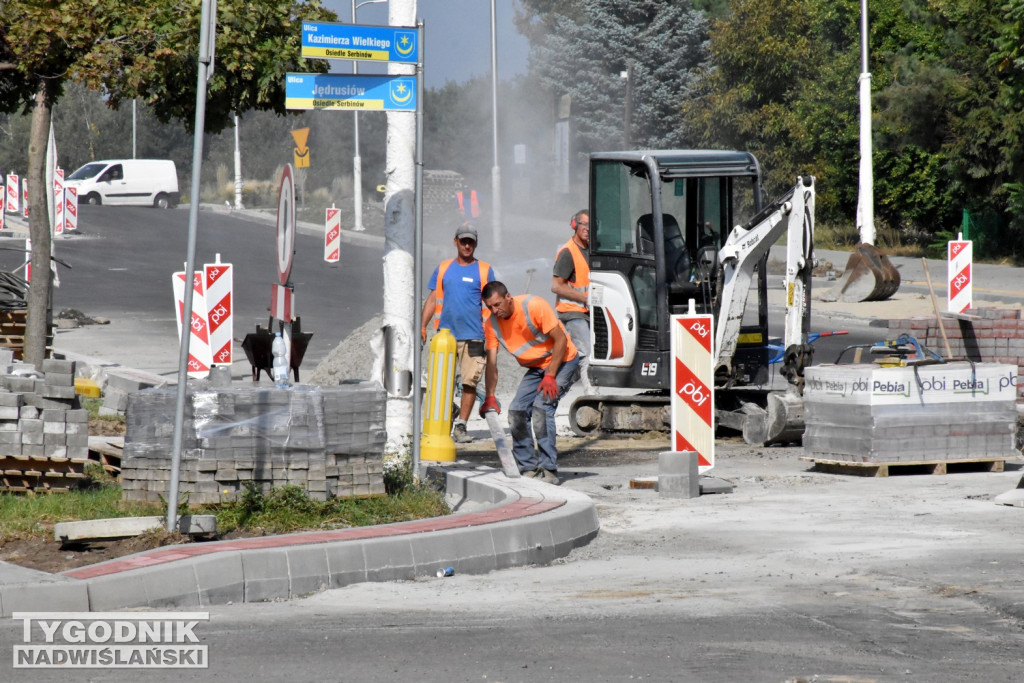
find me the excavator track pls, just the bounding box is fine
[568,392,672,437]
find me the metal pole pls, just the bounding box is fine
[351,0,364,232]
[412,20,425,480]
[132,100,137,159]
[856,0,875,245]
[233,112,243,209]
[167,0,215,532]
[490,0,501,251]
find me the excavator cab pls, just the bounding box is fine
[586,150,772,392]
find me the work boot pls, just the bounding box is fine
[538,469,560,485]
[522,469,540,478]
[452,422,473,444]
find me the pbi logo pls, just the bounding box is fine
[688,320,710,338]
[919,377,946,392]
[850,379,869,393]
[998,372,1018,392]
[678,381,709,407]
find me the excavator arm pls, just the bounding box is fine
[714,176,815,384]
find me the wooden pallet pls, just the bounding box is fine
[0,451,118,494]
[0,309,53,360]
[801,456,1017,477]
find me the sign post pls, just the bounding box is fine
[670,313,715,472]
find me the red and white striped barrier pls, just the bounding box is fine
[671,314,715,472]
[325,206,340,263]
[5,174,18,214]
[24,238,31,282]
[64,186,78,231]
[0,187,5,232]
[947,236,972,313]
[173,270,213,378]
[204,258,234,365]
[53,169,64,235]
[22,183,28,218]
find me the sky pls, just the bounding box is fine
[322,0,531,88]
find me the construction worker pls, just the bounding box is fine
[552,209,591,388]
[479,281,580,484]
[421,222,495,444]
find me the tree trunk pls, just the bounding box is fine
[24,86,54,367]
[382,0,417,452]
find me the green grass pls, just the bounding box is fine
[0,486,163,538]
[0,482,449,540]
[211,483,449,535]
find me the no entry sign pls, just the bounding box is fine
[276,165,295,286]
[670,314,715,472]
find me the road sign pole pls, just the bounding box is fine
[169,0,216,532]
[412,20,424,480]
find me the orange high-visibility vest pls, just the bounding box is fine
[554,238,590,315]
[433,258,492,329]
[455,190,480,219]
[488,295,577,370]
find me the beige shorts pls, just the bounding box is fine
[456,340,486,388]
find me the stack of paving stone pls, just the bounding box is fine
[120,381,387,504]
[803,362,1017,463]
[0,356,92,492]
[97,368,166,417]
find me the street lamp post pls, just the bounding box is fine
[352,0,386,232]
[490,0,502,250]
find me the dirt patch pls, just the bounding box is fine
[0,527,263,574]
[89,417,125,437]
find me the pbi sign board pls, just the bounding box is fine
[947,238,972,313]
[301,22,418,63]
[670,314,715,472]
[285,73,417,112]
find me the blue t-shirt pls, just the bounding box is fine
[428,260,496,340]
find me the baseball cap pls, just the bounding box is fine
[455,222,478,242]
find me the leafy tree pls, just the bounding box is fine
[528,0,710,158]
[0,0,334,365]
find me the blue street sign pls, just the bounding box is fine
[301,22,418,63]
[285,73,417,112]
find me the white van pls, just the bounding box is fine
[65,159,180,209]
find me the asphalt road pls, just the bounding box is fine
[0,205,385,377]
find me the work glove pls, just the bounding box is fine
[479,395,500,417]
[539,374,559,400]
[420,326,427,343]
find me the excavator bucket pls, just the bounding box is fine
[819,243,901,303]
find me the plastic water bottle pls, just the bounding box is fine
[272,332,290,388]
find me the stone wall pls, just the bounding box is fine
[121,381,387,504]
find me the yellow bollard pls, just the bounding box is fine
[420,327,457,462]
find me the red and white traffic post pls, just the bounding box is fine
[947,234,972,313]
[5,174,18,214]
[324,204,340,263]
[204,256,234,366]
[670,313,715,473]
[173,269,214,378]
[64,186,78,231]
[53,168,64,235]
[0,186,6,232]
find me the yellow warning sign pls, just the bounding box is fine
[291,128,310,169]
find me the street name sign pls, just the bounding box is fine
[301,22,418,63]
[285,73,417,111]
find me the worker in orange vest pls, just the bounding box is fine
[552,209,590,389]
[420,222,496,444]
[479,281,580,484]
